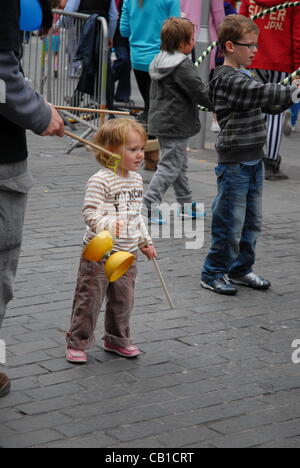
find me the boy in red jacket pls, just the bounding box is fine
[239,0,300,180]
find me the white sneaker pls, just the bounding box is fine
[210,120,220,133]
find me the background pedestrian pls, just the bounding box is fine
[120,0,181,124]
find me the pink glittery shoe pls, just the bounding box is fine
[66,347,87,364]
[103,341,140,358]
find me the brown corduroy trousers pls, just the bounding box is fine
[66,253,137,351]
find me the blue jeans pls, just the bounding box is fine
[201,161,263,283]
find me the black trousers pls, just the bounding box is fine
[133,69,151,113]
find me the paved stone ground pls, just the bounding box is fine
[0,114,300,448]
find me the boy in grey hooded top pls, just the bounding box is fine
[143,18,212,221]
[148,49,212,138]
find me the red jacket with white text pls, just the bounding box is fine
[239,0,300,73]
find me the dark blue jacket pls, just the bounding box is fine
[74,14,100,76]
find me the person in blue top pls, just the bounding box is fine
[120,0,180,123]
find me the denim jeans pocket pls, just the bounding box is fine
[254,161,264,185]
[215,165,225,178]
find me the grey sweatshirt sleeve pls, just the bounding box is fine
[261,88,297,115]
[0,51,52,134]
[223,74,294,111]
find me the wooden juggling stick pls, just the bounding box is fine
[64,130,122,173]
[54,105,130,116]
[151,257,175,310]
[140,223,175,310]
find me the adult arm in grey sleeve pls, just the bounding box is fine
[0,51,52,134]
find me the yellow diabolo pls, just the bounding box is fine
[82,231,135,283]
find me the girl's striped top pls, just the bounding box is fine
[82,168,152,253]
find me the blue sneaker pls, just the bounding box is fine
[177,202,207,220]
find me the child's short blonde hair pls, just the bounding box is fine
[161,17,194,53]
[218,15,259,53]
[92,118,148,167]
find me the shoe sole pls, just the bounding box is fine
[103,346,140,358]
[66,358,87,364]
[0,380,11,398]
[200,280,238,296]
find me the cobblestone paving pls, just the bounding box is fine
[0,127,300,448]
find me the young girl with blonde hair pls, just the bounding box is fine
[66,119,156,363]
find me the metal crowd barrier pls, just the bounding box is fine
[21,9,109,151]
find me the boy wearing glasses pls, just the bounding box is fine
[201,15,298,295]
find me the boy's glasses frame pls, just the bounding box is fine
[232,41,259,51]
